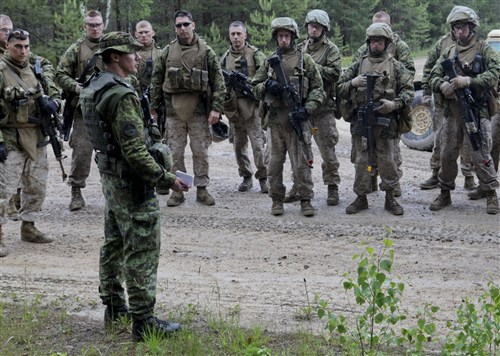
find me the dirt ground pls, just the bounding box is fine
[0,116,498,340]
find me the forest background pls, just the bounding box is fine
[1,0,499,67]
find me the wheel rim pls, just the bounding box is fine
[411,105,433,136]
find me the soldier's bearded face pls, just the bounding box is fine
[7,38,29,64]
[369,37,386,55]
[307,23,324,41]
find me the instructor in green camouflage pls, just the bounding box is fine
[79,32,189,341]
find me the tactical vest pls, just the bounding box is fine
[162,37,209,94]
[77,38,102,80]
[80,71,136,158]
[0,60,42,125]
[137,41,162,92]
[302,38,335,98]
[221,44,259,77]
[355,54,396,106]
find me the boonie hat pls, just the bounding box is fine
[96,31,143,55]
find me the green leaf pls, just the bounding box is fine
[317,309,325,318]
[375,313,384,323]
[380,259,392,272]
[343,281,353,290]
[376,273,386,284]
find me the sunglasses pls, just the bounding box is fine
[175,22,192,29]
[85,23,103,29]
[8,29,29,41]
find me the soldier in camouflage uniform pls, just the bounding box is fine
[220,21,268,193]
[55,10,104,211]
[134,20,162,96]
[338,23,414,216]
[150,10,225,207]
[429,6,499,214]
[284,10,342,206]
[79,32,189,341]
[352,11,415,197]
[0,14,57,222]
[252,17,325,217]
[0,29,61,257]
[420,31,477,191]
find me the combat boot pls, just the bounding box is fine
[196,186,215,206]
[238,177,253,192]
[259,179,268,194]
[300,200,315,217]
[420,168,439,190]
[430,189,451,211]
[0,225,8,258]
[486,190,499,215]
[468,188,488,200]
[393,183,402,197]
[104,304,130,330]
[463,176,478,191]
[69,186,85,211]
[384,189,404,215]
[346,195,368,214]
[20,221,53,243]
[6,195,20,221]
[167,191,185,207]
[132,316,181,342]
[271,198,284,216]
[283,186,298,203]
[370,173,379,193]
[327,185,339,206]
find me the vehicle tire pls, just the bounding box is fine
[401,90,435,151]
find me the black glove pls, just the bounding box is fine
[290,107,309,122]
[0,142,8,163]
[38,95,59,116]
[265,79,282,96]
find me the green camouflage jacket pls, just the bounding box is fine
[429,34,500,118]
[421,33,454,96]
[353,32,416,77]
[135,39,162,95]
[150,33,225,116]
[298,36,341,112]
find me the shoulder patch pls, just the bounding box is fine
[122,123,138,137]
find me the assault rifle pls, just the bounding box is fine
[222,68,258,101]
[356,73,390,173]
[143,86,166,136]
[267,53,313,168]
[61,55,98,141]
[441,58,490,166]
[33,96,67,181]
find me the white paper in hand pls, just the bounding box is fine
[175,170,194,188]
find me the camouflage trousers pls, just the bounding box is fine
[230,104,267,180]
[166,113,212,187]
[99,173,160,320]
[310,111,341,186]
[352,135,399,196]
[429,105,474,177]
[0,146,48,225]
[439,114,498,191]
[268,125,314,200]
[491,112,500,172]
[68,112,94,188]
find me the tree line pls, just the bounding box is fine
[1,0,499,64]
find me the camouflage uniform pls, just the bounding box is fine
[338,23,414,215]
[298,35,342,202]
[136,39,162,95]
[150,33,225,193]
[421,33,475,187]
[55,36,102,199]
[220,43,268,191]
[0,48,61,255]
[491,109,500,172]
[429,35,500,195]
[252,20,325,215]
[79,34,178,321]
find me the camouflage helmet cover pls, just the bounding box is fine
[365,23,393,42]
[271,17,299,38]
[446,6,480,27]
[95,31,143,55]
[304,9,330,31]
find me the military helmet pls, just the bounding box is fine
[365,23,393,42]
[304,9,330,31]
[271,17,299,38]
[446,6,480,27]
[211,120,229,142]
[95,31,143,55]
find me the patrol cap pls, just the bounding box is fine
[95,31,143,55]
[366,23,393,42]
[271,17,299,38]
[446,6,480,27]
[304,10,330,31]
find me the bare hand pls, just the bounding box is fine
[208,110,220,125]
[171,178,190,192]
